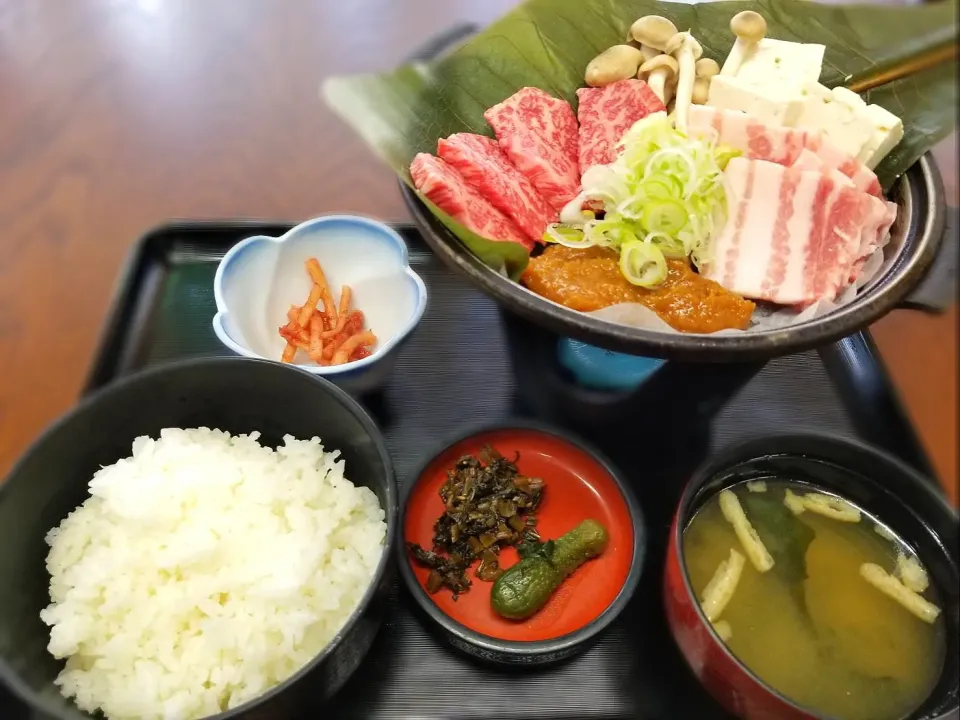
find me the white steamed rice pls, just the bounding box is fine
[40,428,386,720]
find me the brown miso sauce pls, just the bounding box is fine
[520,245,754,334]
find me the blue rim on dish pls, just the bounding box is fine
[212,214,428,375]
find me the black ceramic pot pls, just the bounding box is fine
[402,154,947,361]
[0,358,397,720]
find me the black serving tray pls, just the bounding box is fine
[1,220,943,720]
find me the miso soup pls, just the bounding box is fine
[683,480,946,720]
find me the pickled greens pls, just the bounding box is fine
[544,112,739,287]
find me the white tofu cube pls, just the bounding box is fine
[735,39,826,91]
[831,87,867,108]
[858,104,904,169]
[707,75,803,127]
[794,82,876,158]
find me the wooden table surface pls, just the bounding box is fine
[0,0,955,504]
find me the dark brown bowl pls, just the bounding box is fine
[402,155,947,361]
[664,433,958,720]
[0,358,397,720]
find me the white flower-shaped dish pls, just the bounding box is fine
[213,215,428,395]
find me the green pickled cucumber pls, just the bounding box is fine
[491,518,609,620]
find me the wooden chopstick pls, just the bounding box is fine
[845,41,958,94]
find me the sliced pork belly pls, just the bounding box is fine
[576,79,665,174]
[804,133,883,198]
[813,186,879,300]
[410,153,531,249]
[437,133,556,245]
[791,148,825,172]
[790,148,896,286]
[847,200,897,284]
[688,108,884,200]
[484,87,580,211]
[706,157,878,305]
[687,106,807,165]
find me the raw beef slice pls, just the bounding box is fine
[437,133,555,245]
[577,79,665,174]
[484,87,580,212]
[410,153,531,249]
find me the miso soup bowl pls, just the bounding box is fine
[664,434,959,720]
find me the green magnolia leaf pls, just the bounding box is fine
[323,0,958,276]
[417,190,531,278]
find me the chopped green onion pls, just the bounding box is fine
[584,217,638,248]
[543,224,596,248]
[714,144,741,170]
[641,198,688,235]
[563,111,740,284]
[645,232,687,259]
[647,175,683,198]
[619,240,667,287]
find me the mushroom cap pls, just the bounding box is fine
[665,31,703,60]
[603,43,645,60]
[629,15,679,51]
[585,45,644,87]
[695,58,721,78]
[730,11,767,42]
[639,54,679,78]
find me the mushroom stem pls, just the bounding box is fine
[720,11,767,76]
[720,38,750,77]
[639,43,660,63]
[663,82,676,108]
[666,32,702,132]
[675,52,695,129]
[648,69,669,103]
[638,55,678,105]
[692,77,710,105]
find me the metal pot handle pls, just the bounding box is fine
[818,332,937,481]
[897,204,958,313]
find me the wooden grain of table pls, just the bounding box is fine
[0,0,956,504]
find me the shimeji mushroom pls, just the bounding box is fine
[692,58,720,105]
[665,31,703,131]
[692,78,710,105]
[720,11,767,76]
[585,45,645,87]
[664,74,679,107]
[625,33,662,65]
[629,15,678,52]
[638,55,678,105]
[695,57,720,79]
[639,44,661,63]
